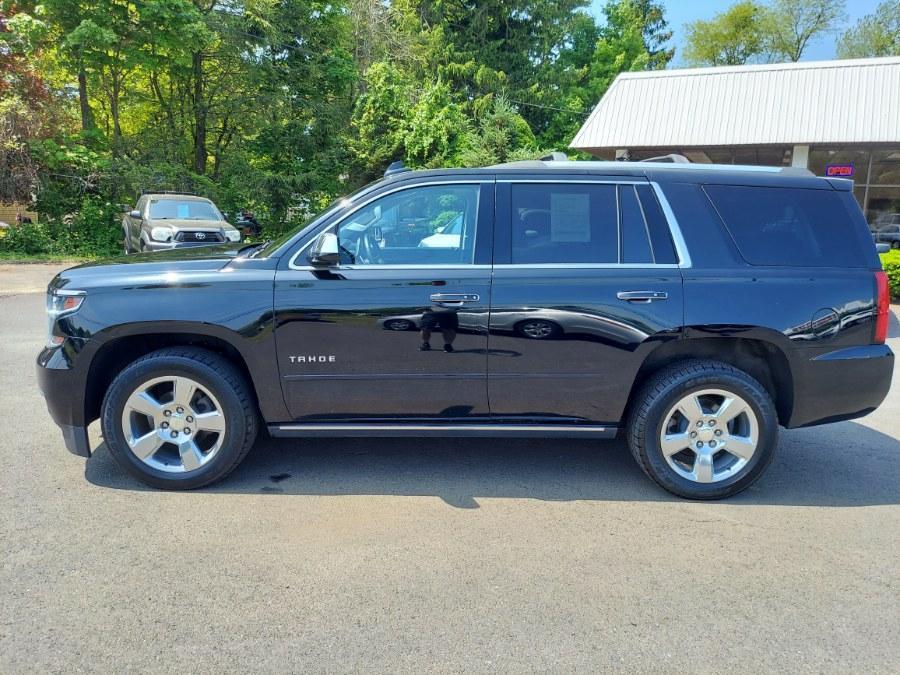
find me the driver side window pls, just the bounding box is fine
[336,184,479,265]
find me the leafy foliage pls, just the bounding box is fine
[881,249,900,300]
[0,0,702,259]
[838,1,900,59]
[684,0,849,67]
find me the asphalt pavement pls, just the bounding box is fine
[1,264,898,673]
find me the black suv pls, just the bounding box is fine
[37,160,894,499]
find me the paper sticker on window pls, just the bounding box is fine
[550,193,590,242]
[177,203,190,218]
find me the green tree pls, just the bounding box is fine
[683,1,767,66]
[763,0,847,62]
[630,0,675,69]
[837,0,900,58]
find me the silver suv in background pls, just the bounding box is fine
[123,192,242,253]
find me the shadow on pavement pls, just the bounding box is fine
[85,421,900,508]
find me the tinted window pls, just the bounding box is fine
[635,185,678,264]
[619,185,654,264]
[337,184,478,265]
[705,185,869,267]
[511,184,617,264]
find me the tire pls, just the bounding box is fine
[626,359,778,500]
[100,347,258,490]
[515,319,561,340]
[892,240,900,250]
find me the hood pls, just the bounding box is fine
[49,243,248,293]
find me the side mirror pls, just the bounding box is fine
[129,210,142,220]
[308,232,339,266]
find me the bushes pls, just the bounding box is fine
[881,250,900,300]
[0,197,121,258]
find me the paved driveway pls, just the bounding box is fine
[1,264,898,673]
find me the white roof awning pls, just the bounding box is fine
[570,57,900,152]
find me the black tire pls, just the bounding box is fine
[626,359,778,500]
[892,240,900,249]
[100,347,258,490]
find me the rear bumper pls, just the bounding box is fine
[36,342,92,457]
[788,344,894,428]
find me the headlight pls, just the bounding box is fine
[150,227,173,242]
[46,289,85,347]
[224,229,241,242]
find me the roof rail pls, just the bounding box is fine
[640,153,691,163]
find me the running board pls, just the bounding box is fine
[268,423,618,439]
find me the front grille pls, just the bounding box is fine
[175,231,224,243]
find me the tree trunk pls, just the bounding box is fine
[77,68,95,131]
[110,75,123,154]
[192,51,207,175]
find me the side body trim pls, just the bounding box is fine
[268,423,618,439]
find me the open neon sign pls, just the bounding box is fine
[825,164,854,177]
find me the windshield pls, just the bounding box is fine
[149,199,222,221]
[265,179,384,254]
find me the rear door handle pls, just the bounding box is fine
[617,291,668,303]
[430,293,480,303]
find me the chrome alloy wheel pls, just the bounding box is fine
[120,375,226,473]
[520,320,554,339]
[659,388,759,484]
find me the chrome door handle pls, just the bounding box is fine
[430,293,480,303]
[617,291,668,303]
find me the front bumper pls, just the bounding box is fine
[788,344,895,427]
[37,341,92,457]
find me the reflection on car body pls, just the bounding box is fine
[379,307,649,345]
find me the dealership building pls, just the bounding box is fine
[570,56,900,228]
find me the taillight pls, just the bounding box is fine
[874,271,889,344]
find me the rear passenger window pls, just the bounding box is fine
[704,185,869,267]
[635,185,679,264]
[510,183,680,265]
[511,184,617,264]
[619,185,653,264]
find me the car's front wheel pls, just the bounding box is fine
[626,360,778,499]
[100,347,258,489]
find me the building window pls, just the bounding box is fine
[810,147,900,229]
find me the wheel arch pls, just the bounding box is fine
[83,326,271,426]
[626,336,795,426]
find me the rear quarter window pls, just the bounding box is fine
[704,185,869,268]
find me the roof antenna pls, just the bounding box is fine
[384,160,410,177]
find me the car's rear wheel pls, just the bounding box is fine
[385,319,415,331]
[515,319,560,339]
[101,347,258,489]
[626,360,778,499]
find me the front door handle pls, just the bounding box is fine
[617,291,668,303]
[430,293,480,303]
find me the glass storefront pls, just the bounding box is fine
[809,146,900,229]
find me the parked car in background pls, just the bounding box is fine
[122,192,242,253]
[871,220,900,249]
